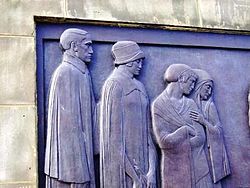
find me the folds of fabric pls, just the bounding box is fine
[45,55,96,187]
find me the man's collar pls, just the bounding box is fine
[63,53,87,74]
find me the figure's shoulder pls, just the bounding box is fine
[103,76,123,94]
[50,64,64,80]
[105,71,121,85]
[152,95,162,106]
[53,62,72,76]
[51,63,82,87]
[152,90,168,108]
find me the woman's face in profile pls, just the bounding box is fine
[200,81,213,101]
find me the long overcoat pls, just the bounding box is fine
[100,68,154,188]
[44,53,96,187]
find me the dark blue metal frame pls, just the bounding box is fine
[36,19,250,188]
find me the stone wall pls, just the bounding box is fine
[0,0,249,187]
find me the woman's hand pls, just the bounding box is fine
[189,110,205,126]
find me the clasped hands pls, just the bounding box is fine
[183,110,207,137]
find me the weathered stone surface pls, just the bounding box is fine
[199,0,250,30]
[0,37,35,105]
[66,0,200,26]
[0,182,36,188]
[0,106,36,183]
[1,0,250,36]
[66,0,250,30]
[0,0,64,35]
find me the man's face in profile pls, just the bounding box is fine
[75,34,93,63]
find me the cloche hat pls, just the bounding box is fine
[111,41,144,65]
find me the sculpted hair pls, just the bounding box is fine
[59,28,88,51]
[178,70,198,83]
[164,64,197,83]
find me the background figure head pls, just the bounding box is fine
[164,64,198,95]
[60,28,93,63]
[193,69,213,102]
[111,41,145,76]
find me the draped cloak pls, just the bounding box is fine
[201,100,231,183]
[152,89,212,188]
[44,54,96,187]
[192,78,231,184]
[100,68,155,188]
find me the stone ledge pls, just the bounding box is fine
[0,182,36,188]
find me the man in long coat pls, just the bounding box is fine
[100,41,156,188]
[44,28,96,188]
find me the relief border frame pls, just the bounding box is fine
[35,16,250,188]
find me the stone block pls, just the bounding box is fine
[0,106,36,183]
[0,182,36,188]
[0,0,64,35]
[66,0,200,26]
[0,37,35,105]
[199,0,250,30]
